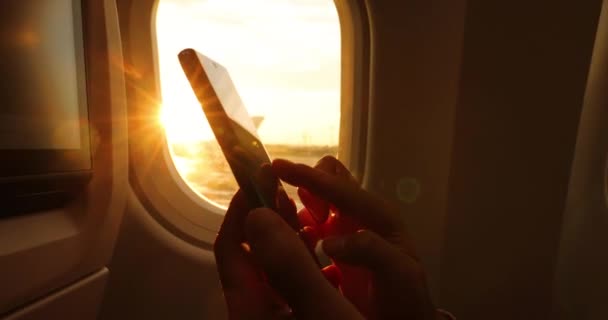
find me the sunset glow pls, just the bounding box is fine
[156,0,341,146]
[156,0,341,207]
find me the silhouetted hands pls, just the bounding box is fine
[214,157,442,320]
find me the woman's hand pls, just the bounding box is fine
[214,165,364,320]
[214,157,443,319]
[272,156,438,320]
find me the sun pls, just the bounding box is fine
[159,102,213,144]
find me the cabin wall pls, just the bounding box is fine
[553,1,608,319]
[440,0,603,318]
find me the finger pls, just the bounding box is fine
[298,226,321,267]
[297,187,328,223]
[297,156,354,224]
[216,189,251,249]
[297,207,318,228]
[256,164,299,230]
[277,186,296,213]
[216,191,292,318]
[323,230,436,319]
[299,226,320,252]
[315,155,358,184]
[322,230,421,281]
[321,264,342,288]
[245,208,363,320]
[273,159,402,235]
[214,190,259,292]
[277,185,299,230]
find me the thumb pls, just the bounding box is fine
[322,230,424,282]
[245,208,363,320]
[322,230,437,320]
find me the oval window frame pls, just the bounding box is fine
[120,0,370,246]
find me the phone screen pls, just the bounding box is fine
[178,49,278,208]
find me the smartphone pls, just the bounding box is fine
[178,48,279,209]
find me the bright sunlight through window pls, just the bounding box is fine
[157,0,341,208]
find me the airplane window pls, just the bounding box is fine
[156,0,341,208]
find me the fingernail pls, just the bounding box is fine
[315,240,332,267]
[322,236,346,256]
[240,242,251,253]
[321,264,342,289]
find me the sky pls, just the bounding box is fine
[156,0,341,146]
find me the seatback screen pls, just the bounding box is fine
[0,0,87,150]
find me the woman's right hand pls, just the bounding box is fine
[272,156,440,320]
